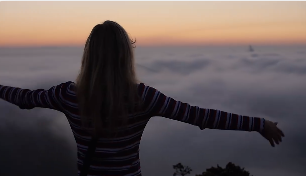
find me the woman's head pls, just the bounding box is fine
[76,21,141,138]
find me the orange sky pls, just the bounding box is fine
[0,1,305,47]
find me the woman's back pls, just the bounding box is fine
[58,81,264,176]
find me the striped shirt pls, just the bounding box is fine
[0,81,265,176]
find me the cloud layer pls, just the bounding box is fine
[0,45,305,176]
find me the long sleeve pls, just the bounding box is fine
[140,83,265,133]
[0,82,68,112]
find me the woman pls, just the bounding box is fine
[0,20,284,176]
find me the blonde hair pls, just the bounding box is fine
[76,21,142,138]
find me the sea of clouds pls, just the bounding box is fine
[0,45,305,176]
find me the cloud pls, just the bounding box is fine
[149,59,211,75]
[0,45,305,176]
[0,103,77,176]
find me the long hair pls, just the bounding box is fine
[76,21,142,138]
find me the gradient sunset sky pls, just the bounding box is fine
[0,1,305,47]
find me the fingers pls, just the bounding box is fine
[278,134,282,142]
[269,138,275,147]
[263,121,284,148]
[277,128,285,137]
[273,122,285,137]
[273,136,280,145]
[268,134,282,147]
[274,122,285,141]
[272,131,283,146]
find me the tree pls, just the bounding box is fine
[195,162,253,176]
[173,162,192,176]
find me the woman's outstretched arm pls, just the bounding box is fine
[0,82,68,112]
[143,83,285,147]
[141,84,265,133]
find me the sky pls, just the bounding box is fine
[0,1,306,176]
[0,45,305,176]
[0,1,306,47]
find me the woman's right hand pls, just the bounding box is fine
[259,119,285,147]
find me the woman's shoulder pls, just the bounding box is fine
[137,82,148,89]
[61,81,76,91]
[137,82,157,89]
[62,81,75,87]
[136,82,160,94]
[66,81,75,85]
